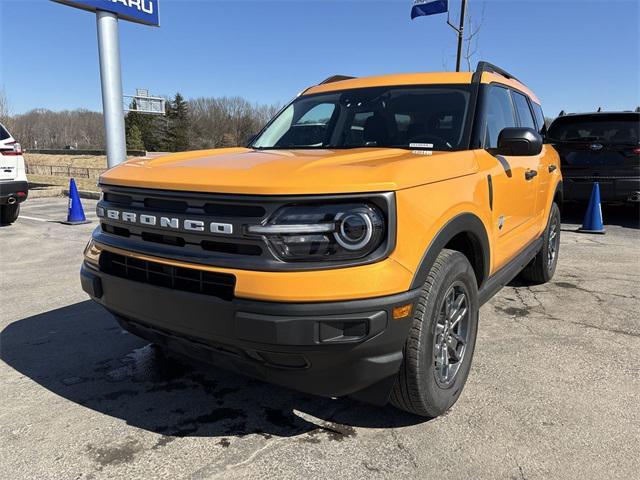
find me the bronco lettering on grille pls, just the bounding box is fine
[97,207,234,235]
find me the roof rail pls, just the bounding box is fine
[319,75,355,85]
[472,61,522,84]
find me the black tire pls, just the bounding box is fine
[519,203,561,284]
[0,204,20,225]
[390,249,479,418]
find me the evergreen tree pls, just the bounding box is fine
[126,124,144,150]
[125,100,165,151]
[165,93,190,151]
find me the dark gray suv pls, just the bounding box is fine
[547,111,640,203]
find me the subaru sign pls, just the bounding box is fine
[52,0,160,26]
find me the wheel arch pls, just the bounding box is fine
[409,213,490,290]
[553,180,564,213]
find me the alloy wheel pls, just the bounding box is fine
[433,282,470,387]
[548,218,559,267]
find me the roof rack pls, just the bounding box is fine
[472,61,522,85]
[319,75,355,85]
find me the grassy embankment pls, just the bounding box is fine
[25,153,122,191]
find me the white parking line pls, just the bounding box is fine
[19,215,49,222]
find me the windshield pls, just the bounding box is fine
[252,86,471,151]
[547,114,640,144]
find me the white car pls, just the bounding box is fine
[0,122,28,224]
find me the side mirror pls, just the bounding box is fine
[246,134,257,147]
[497,127,543,156]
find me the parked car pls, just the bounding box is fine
[81,62,562,417]
[547,111,640,203]
[0,121,28,224]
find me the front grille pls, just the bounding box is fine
[99,251,235,301]
[95,184,394,271]
[104,190,267,217]
[97,185,272,268]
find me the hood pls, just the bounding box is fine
[99,147,479,195]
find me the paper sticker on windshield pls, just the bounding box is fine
[409,143,434,149]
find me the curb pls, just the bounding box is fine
[63,189,101,200]
[26,186,100,200]
[28,187,65,199]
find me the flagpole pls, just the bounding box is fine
[455,0,467,72]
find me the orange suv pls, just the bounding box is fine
[82,62,562,417]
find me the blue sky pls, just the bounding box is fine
[1,0,638,118]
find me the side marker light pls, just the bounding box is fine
[393,304,413,320]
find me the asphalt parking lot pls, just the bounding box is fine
[1,197,639,480]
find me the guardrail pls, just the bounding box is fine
[25,149,147,156]
[26,164,106,179]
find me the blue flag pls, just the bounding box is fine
[411,0,448,19]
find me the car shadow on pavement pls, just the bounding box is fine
[561,202,639,229]
[1,301,426,439]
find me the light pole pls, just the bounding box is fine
[96,11,127,168]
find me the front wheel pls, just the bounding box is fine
[0,204,20,225]
[519,202,561,284]
[390,249,479,418]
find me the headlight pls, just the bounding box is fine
[247,202,386,262]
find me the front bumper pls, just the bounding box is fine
[563,176,640,202]
[0,180,28,205]
[81,262,420,404]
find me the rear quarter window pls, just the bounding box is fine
[0,123,11,141]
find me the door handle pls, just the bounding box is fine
[548,164,557,173]
[525,169,538,180]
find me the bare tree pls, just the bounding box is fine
[463,2,486,72]
[188,96,279,149]
[8,109,105,149]
[440,1,486,72]
[2,95,279,151]
[0,88,11,126]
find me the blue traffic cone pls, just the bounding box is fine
[577,182,605,234]
[62,178,91,225]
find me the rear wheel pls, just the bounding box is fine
[520,203,561,284]
[390,249,479,418]
[0,204,20,225]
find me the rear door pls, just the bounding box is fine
[0,123,18,181]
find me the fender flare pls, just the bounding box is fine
[409,213,490,290]
[553,180,564,210]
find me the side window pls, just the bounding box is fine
[296,103,335,125]
[512,92,536,130]
[531,103,546,135]
[484,86,517,148]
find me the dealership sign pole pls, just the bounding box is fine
[51,1,160,168]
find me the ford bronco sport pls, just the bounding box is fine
[81,62,563,417]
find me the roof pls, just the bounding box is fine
[557,111,640,118]
[303,70,540,104]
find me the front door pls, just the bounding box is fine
[481,85,540,270]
